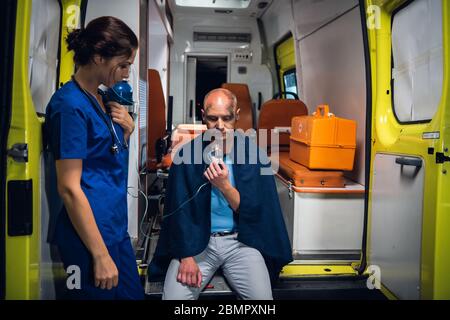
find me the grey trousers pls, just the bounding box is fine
[162,233,273,300]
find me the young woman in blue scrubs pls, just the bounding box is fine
[45,16,144,299]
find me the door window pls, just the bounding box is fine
[275,34,298,98]
[29,0,61,115]
[392,0,443,123]
[283,68,298,98]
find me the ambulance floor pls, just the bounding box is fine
[144,274,388,300]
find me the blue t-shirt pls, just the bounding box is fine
[45,81,129,246]
[210,156,237,233]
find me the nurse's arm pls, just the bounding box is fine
[56,159,119,290]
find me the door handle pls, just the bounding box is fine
[395,157,422,168]
[7,143,28,162]
[436,152,450,164]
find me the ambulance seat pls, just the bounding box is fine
[258,97,308,152]
[147,69,169,172]
[221,83,254,131]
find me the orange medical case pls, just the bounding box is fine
[273,153,345,188]
[290,105,356,171]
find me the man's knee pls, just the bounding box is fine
[162,259,199,300]
[234,273,273,300]
[162,281,199,300]
[223,245,273,300]
[244,286,273,300]
[162,289,194,300]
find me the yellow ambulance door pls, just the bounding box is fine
[0,0,18,300]
[365,0,449,299]
[3,0,81,299]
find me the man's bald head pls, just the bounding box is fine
[203,88,237,112]
[202,88,240,132]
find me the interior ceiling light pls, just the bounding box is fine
[175,0,251,9]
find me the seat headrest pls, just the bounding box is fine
[258,99,308,129]
[258,99,308,151]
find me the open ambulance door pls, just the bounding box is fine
[1,0,82,299]
[0,0,17,301]
[365,0,450,299]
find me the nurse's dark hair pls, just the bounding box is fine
[66,16,138,66]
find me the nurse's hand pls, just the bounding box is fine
[178,257,202,288]
[108,101,135,140]
[93,253,119,290]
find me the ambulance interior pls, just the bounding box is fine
[140,0,373,299]
[22,0,398,299]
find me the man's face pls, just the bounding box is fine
[202,92,240,139]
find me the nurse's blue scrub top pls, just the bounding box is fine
[46,81,129,247]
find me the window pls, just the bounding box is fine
[283,69,298,98]
[392,0,443,123]
[275,34,298,98]
[29,0,61,115]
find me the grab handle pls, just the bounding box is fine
[395,157,422,168]
[314,105,331,118]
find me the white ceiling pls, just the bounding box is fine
[167,0,273,18]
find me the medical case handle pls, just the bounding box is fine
[314,105,333,118]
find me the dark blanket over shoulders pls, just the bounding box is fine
[148,132,293,285]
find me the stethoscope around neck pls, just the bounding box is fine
[72,76,125,155]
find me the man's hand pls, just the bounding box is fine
[93,253,119,290]
[177,257,202,288]
[108,101,135,140]
[204,159,240,211]
[204,160,230,192]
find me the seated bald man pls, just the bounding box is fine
[148,88,292,300]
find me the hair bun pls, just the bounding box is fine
[65,16,138,66]
[66,28,85,52]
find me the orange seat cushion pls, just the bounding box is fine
[272,152,345,188]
